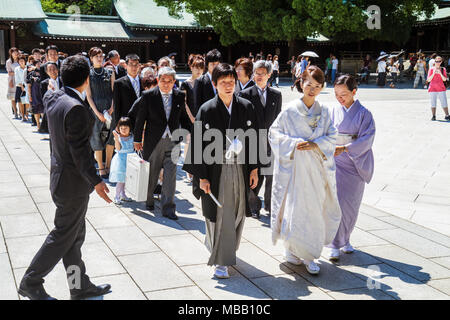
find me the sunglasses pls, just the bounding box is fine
[436,60,442,63]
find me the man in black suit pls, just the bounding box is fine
[134,67,192,220]
[40,45,61,82]
[113,54,143,122]
[19,55,112,300]
[239,60,282,219]
[107,50,127,80]
[38,62,64,134]
[192,49,221,117]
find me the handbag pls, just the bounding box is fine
[125,151,150,201]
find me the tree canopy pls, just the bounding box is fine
[155,0,440,45]
[41,0,112,16]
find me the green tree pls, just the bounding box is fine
[155,0,439,45]
[41,0,113,16]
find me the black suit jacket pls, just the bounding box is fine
[40,77,64,102]
[113,75,143,122]
[182,95,260,222]
[234,79,255,94]
[134,87,192,160]
[39,60,61,82]
[44,87,101,199]
[239,85,282,166]
[114,65,127,80]
[193,73,216,117]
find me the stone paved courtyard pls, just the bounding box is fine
[1,74,450,300]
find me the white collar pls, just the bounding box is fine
[300,99,317,115]
[256,84,268,92]
[221,97,233,115]
[207,72,212,81]
[127,74,139,82]
[240,80,251,89]
[159,88,173,96]
[343,100,356,113]
[66,86,84,100]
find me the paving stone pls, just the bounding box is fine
[0,213,48,238]
[86,206,134,230]
[279,257,367,292]
[343,264,449,300]
[360,245,450,281]
[88,274,147,300]
[234,242,294,279]
[327,288,395,300]
[119,252,193,292]
[0,160,17,172]
[241,227,286,256]
[251,273,333,300]
[182,264,243,282]
[0,226,6,253]
[129,212,189,237]
[0,253,19,300]
[28,186,53,203]
[0,195,38,216]
[0,171,21,183]
[151,233,209,266]
[431,257,450,270]
[355,214,397,231]
[321,248,383,267]
[378,216,450,247]
[82,241,126,278]
[348,227,389,248]
[427,279,450,296]
[97,225,160,256]
[145,286,209,300]
[21,174,50,188]
[0,182,29,198]
[6,235,47,268]
[370,229,450,259]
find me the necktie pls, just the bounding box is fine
[132,78,140,97]
[163,94,170,120]
[259,89,266,107]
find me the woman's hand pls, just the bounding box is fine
[8,79,13,88]
[296,141,318,151]
[96,112,106,122]
[249,169,258,189]
[334,146,346,157]
[200,178,211,194]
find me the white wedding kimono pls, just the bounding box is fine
[269,99,342,261]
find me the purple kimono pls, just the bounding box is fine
[330,99,375,249]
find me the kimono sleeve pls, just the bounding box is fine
[311,107,338,161]
[269,110,304,163]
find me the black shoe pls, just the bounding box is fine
[70,284,111,300]
[252,211,260,219]
[146,203,155,211]
[163,211,178,220]
[445,115,450,121]
[18,282,57,300]
[431,115,436,121]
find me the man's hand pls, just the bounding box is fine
[249,169,258,189]
[334,146,346,157]
[48,82,55,91]
[95,181,112,203]
[200,178,211,194]
[134,142,143,151]
[296,141,318,151]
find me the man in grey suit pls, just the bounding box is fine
[19,55,112,300]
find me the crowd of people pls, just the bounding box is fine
[5,45,376,300]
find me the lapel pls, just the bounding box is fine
[57,77,63,89]
[124,75,138,100]
[154,88,169,122]
[215,96,230,134]
[205,74,215,96]
[251,85,265,125]
[229,95,241,131]
[168,90,181,124]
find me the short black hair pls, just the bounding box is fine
[211,63,237,84]
[60,55,90,88]
[205,49,222,65]
[32,48,41,54]
[107,50,119,60]
[125,54,140,63]
[45,45,58,54]
[45,61,58,72]
[116,117,133,132]
[334,74,358,91]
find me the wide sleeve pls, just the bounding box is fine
[178,92,192,132]
[345,109,376,183]
[192,78,202,117]
[311,108,338,161]
[269,110,305,163]
[65,106,102,188]
[113,80,121,122]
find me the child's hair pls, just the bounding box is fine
[116,117,133,133]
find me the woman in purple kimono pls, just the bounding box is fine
[328,74,376,260]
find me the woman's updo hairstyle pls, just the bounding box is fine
[293,65,325,93]
[334,74,358,91]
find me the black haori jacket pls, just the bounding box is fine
[182,95,260,222]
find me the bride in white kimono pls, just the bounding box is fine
[269,66,342,275]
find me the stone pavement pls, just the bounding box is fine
[1,74,450,300]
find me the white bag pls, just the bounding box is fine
[125,152,150,202]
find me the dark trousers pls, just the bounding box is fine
[146,137,178,215]
[248,173,273,214]
[39,113,49,133]
[21,194,93,293]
